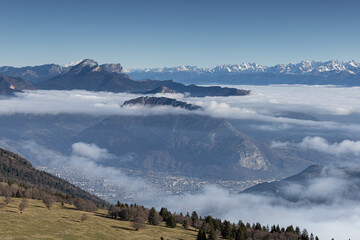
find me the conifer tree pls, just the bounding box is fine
[148,207,157,225]
[197,227,207,240]
[165,213,176,228]
[208,227,216,240]
[235,228,245,240]
[192,211,199,227]
[221,220,232,239]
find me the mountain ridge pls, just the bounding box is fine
[2,59,360,85]
[35,59,250,97]
[125,60,360,75]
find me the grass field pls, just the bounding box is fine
[0,197,197,240]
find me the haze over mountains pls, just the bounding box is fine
[126,60,360,85]
[1,59,360,86]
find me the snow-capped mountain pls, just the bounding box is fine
[124,60,360,85]
[0,59,359,85]
[125,60,360,75]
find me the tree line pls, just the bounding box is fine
[0,181,98,213]
[108,200,319,240]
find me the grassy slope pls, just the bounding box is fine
[0,198,197,240]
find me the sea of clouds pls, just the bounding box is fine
[1,85,360,239]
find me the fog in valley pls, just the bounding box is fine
[1,85,360,239]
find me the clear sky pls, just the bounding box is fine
[1,0,359,68]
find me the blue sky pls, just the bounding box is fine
[1,0,359,68]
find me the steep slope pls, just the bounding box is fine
[0,148,105,205]
[76,114,274,180]
[0,74,35,96]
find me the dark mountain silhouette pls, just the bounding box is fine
[122,96,202,110]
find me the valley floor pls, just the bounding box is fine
[0,198,197,240]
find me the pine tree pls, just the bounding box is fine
[196,227,207,240]
[301,229,309,240]
[286,225,294,233]
[208,227,216,240]
[148,207,157,225]
[221,220,232,239]
[192,211,199,227]
[165,214,176,228]
[235,228,245,240]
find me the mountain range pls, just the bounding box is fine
[0,59,250,97]
[125,60,360,85]
[1,60,360,86]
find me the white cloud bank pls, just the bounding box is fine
[163,185,360,240]
[0,86,359,133]
[272,136,360,157]
[1,139,360,240]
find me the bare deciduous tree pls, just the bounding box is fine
[81,213,88,222]
[42,194,55,210]
[132,216,146,230]
[0,202,6,210]
[4,196,12,205]
[18,198,29,213]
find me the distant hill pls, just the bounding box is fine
[243,165,360,203]
[0,148,106,206]
[36,59,250,97]
[122,96,202,110]
[0,74,34,96]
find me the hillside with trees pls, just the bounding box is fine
[0,148,106,206]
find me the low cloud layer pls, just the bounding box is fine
[0,86,359,134]
[0,139,160,203]
[272,136,360,157]
[1,139,359,239]
[163,185,360,240]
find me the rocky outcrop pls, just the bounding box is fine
[122,96,202,111]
